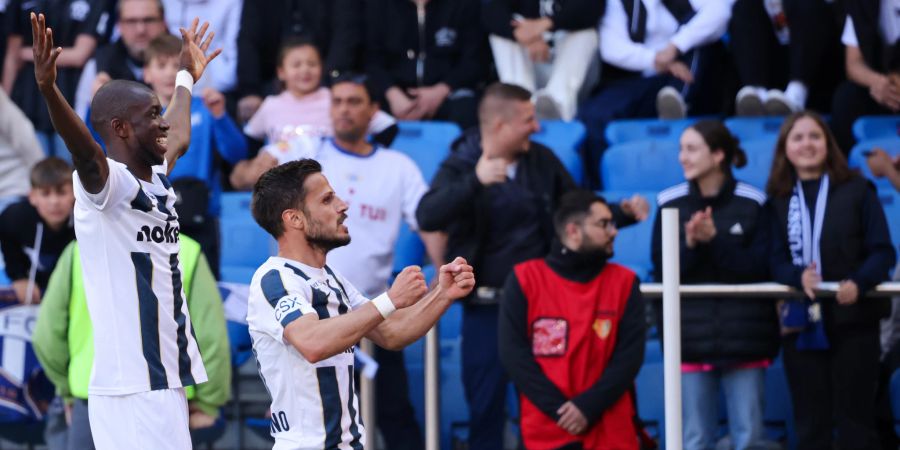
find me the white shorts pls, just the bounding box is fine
[88,388,191,450]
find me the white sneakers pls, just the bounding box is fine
[656,86,687,119]
[735,82,806,116]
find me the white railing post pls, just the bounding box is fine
[662,208,683,450]
[425,325,440,450]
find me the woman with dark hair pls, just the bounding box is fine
[767,111,896,450]
[651,120,778,450]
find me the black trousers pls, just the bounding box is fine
[728,0,842,110]
[831,80,891,155]
[782,324,882,450]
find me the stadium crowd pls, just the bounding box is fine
[0,0,899,449]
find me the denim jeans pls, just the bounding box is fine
[682,367,766,450]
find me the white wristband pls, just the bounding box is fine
[371,293,396,319]
[175,70,194,95]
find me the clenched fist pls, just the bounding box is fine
[388,265,428,309]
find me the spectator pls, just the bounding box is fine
[415,83,576,450]
[767,112,896,450]
[161,0,240,94]
[651,120,778,450]
[366,0,483,129]
[33,236,231,450]
[483,0,601,121]
[241,75,443,449]
[138,33,247,273]
[241,40,396,147]
[236,0,362,123]
[832,1,900,154]
[578,0,732,188]
[2,0,109,159]
[499,190,646,449]
[73,0,169,118]
[0,157,75,304]
[729,0,842,115]
[0,88,44,213]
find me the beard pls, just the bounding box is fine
[579,239,614,259]
[305,214,351,253]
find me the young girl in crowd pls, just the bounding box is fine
[242,38,395,145]
[652,120,778,450]
[768,112,896,449]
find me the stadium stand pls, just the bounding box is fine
[532,120,586,186]
[601,140,683,192]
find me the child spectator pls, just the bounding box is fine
[0,157,75,303]
[767,112,896,449]
[651,120,777,450]
[243,38,396,146]
[141,34,248,272]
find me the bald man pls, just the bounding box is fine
[32,12,221,450]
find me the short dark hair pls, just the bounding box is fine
[277,36,319,68]
[330,72,377,103]
[251,159,323,238]
[31,157,73,188]
[553,190,607,238]
[90,80,155,140]
[117,0,165,20]
[145,34,180,64]
[478,82,532,127]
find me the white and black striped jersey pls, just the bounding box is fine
[247,256,369,450]
[72,159,207,396]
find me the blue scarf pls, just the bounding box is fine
[782,175,830,350]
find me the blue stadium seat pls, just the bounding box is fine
[219,192,276,284]
[891,368,900,437]
[601,140,683,192]
[390,121,461,273]
[390,121,461,181]
[600,191,658,281]
[635,339,665,444]
[733,139,775,190]
[532,120,586,185]
[878,191,900,255]
[853,116,900,141]
[724,117,784,144]
[848,138,900,190]
[605,118,696,146]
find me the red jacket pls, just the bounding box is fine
[514,259,639,450]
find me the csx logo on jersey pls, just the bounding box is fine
[274,297,303,322]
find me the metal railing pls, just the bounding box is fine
[416,207,900,450]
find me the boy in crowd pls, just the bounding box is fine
[137,33,247,271]
[0,157,75,303]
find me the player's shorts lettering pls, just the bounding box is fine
[270,411,290,433]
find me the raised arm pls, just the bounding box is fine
[31,13,108,194]
[163,18,222,173]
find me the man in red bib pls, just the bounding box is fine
[499,190,646,450]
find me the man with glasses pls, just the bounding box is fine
[498,190,646,450]
[73,0,168,116]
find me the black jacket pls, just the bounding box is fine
[482,0,605,39]
[0,200,75,292]
[94,39,143,83]
[237,0,361,97]
[364,0,484,96]
[769,175,896,326]
[651,178,779,365]
[416,129,576,289]
[499,240,645,426]
[845,0,900,72]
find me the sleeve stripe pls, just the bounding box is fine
[279,309,303,328]
[261,269,288,308]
